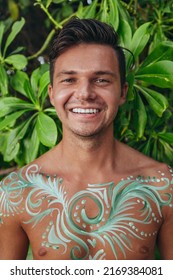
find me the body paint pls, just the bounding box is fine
[0,164,173,259]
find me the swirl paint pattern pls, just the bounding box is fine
[0,164,173,259]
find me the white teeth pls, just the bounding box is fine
[72,108,99,114]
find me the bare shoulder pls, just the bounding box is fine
[116,141,171,176]
[0,166,28,220]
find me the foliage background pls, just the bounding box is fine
[0,0,173,179]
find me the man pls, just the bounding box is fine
[0,17,173,260]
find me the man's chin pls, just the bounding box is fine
[70,128,104,139]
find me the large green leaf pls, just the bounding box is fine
[38,70,50,98]
[0,64,8,95]
[36,112,57,147]
[82,0,98,19]
[158,133,173,144]
[141,137,152,156]
[100,0,109,22]
[115,0,132,25]
[0,97,35,115]
[135,85,168,117]
[30,64,49,98]
[136,61,173,88]
[5,54,27,70]
[10,70,29,96]
[23,79,37,104]
[134,93,147,138]
[108,0,119,30]
[3,17,25,57]
[30,68,40,94]
[4,141,20,162]
[130,22,151,60]
[0,110,26,130]
[159,140,173,162]
[141,41,173,68]
[118,19,132,48]
[4,118,33,161]
[25,126,40,163]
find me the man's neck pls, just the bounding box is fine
[58,130,118,178]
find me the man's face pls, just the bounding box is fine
[49,43,128,138]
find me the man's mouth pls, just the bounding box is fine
[71,108,100,114]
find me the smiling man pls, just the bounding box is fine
[0,17,173,260]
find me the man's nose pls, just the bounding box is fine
[74,80,96,100]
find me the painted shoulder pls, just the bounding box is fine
[0,164,63,219]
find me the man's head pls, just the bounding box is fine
[49,17,126,87]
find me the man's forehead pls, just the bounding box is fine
[54,44,119,75]
[55,43,118,61]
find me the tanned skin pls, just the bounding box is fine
[0,44,173,260]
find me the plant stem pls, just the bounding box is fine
[34,2,62,28]
[28,29,56,60]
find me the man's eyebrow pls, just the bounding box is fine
[94,71,116,77]
[56,70,117,77]
[56,70,77,77]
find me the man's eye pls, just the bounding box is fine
[95,78,109,84]
[61,78,75,84]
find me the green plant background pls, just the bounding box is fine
[0,0,173,259]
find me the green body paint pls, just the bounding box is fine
[0,164,173,259]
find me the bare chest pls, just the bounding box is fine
[22,178,166,260]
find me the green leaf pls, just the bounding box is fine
[10,70,29,96]
[3,17,25,57]
[0,110,26,130]
[118,19,132,48]
[38,70,50,98]
[141,137,152,156]
[0,133,6,153]
[4,118,33,161]
[0,97,35,114]
[4,142,20,162]
[116,0,132,25]
[152,139,158,160]
[136,61,173,88]
[100,0,109,22]
[158,133,173,144]
[0,21,5,55]
[36,112,57,147]
[9,46,24,55]
[30,67,40,93]
[136,86,168,117]
[134,93,147,138]
[25,126,40,163]
[141,41,173,68]
[130,22,151,60]
[159,140,173,162]
[46,0,52,8]
[76,2,83,18]
[108,0,119,30]
[126,72,135,101]
[30,64,49,95]
[0,64,8,95]
[5,54,27,70]
[81,0,98,19]
[23,79,37,104]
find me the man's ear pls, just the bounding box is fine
[120,82,128,105]
[48,84,54,106]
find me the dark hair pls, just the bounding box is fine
[49,17,126,86]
